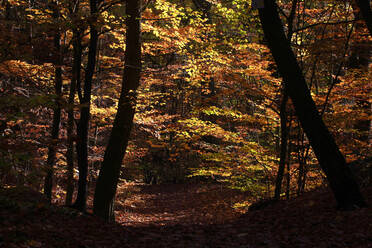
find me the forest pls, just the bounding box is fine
[0,0,371,247]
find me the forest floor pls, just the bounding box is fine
[0,182,371,248]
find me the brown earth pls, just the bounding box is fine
[0,183,371,248]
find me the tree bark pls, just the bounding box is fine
[273,0,297,200]
[93,0,141,221]
[44,3,62,203]
[274,89,288,200]
[65,27,82,206]
[258,0,367,209]
[349,2,372,145]
[73,0,99,211]
[297,130,308,196]
[355,0,372,36]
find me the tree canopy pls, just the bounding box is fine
[0,0,370,222]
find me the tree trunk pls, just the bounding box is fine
[65,27,82,206]
[273,0,297,200]
[93,0,141,222]
[44,3,62,203]
[274,89,288,200]
[297,132,308,196]
[355,0,372,36]
[73,0,99,212]
[349,2,372,144]
[258,0,367,209]
[285,115,293,200]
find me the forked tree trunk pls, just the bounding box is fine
[93,0,141,221]
[44,3,62,203]
[73,0,99,212]
[257,0,367,209]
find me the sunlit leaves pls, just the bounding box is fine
[1,0,370,199]
[0,60,54,85]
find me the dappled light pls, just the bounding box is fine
[0,0,371,246]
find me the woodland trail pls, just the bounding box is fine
[1,183,372,248]
[112,182,250,226]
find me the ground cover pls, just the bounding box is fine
[0,183,371,248]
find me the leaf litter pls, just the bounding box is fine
[0,183,371,248]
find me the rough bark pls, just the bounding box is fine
[73,0,99,211]
[44,3,62,203]
[258,0,367,209]
[93,0,141,221]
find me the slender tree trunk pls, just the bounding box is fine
[285,115,292,200]
[44,3,62,203]
[297,157,307,195]
[285,160,290,200]
[94,0,141,222]
[297,130,308,196]
[355,0,372,36]
[273,0,297,200]
[65,114,75,205]
[65,27,82,206]
[258,0,367,209]
[73,0,99,211]
[274,89,288,200]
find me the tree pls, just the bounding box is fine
[93,0,141,221]
[274,90,288,200]
[44,1,63,203]
[257,0,367,209]
[65,0,83,206]
[73,0,100,211]
[274,0,297,200]
[355,0,372,36]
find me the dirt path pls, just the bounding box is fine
[1,184,372,247]
[113,182,250,226]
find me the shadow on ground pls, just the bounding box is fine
[0,184,371,248]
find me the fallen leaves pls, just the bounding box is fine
[0,183,371,248]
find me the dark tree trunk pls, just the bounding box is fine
[73,0,99,212]
[350,2,371,69]
[349,2,372,144]
[355,0,372,36]
[285,116,293,200]
[65,27,82,206]
[192,0,212,22]
[65,114,75,206]
[274,89,288,200]
[93,0,141,222]
[285,156,290,200]
[274,0,297,200]
[258,0,367,209]
[297,132,308,196]
[44,4,62,203]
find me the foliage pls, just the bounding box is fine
[0,0,370,204]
